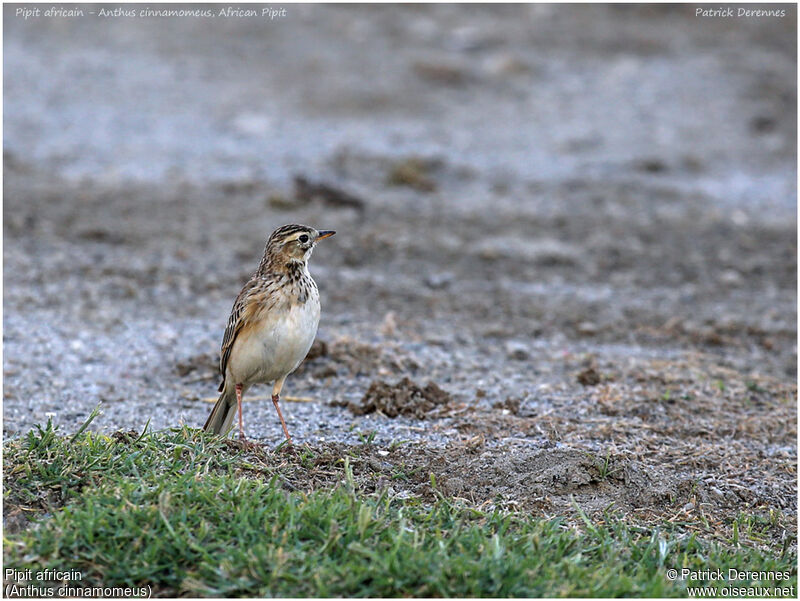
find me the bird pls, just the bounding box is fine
[203,224,335,446]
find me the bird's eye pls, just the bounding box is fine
[298,234,309,243]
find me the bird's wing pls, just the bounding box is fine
[218,277,275,389]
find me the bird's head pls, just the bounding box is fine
[264,224,335,267]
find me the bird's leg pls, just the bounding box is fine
[235,383,246,441]
[272,395,293,446]
[272,377,293,446]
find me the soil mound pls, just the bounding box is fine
[345,377,452,418]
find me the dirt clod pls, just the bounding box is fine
[493,396,522,415]
[386,156,438,192]
[346,377,452,418]
[174,353,217,379]
[299,337,418,378]
[577,367,602,386]
[412,59,470,87]
[111,429,140,444]
[293,175,366,212]
[305,339,329,361]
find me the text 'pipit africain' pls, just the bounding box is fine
[203,224,335,445]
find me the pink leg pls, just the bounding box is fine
[236,383,245,441]
[272,394,293,446]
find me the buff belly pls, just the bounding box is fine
[227,297,320,387]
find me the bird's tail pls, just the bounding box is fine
[203,386,237,435]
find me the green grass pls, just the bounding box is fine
[3,420,796,597]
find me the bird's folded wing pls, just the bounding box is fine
[219,277,276,384]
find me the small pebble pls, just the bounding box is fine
[424,273,453,290]
[505,341,529,361]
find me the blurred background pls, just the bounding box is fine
[4,3,796,459]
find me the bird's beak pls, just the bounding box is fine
[317,230,336,240]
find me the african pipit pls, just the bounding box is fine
[203,224,335,445]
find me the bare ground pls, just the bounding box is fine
[3,5,797,545]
